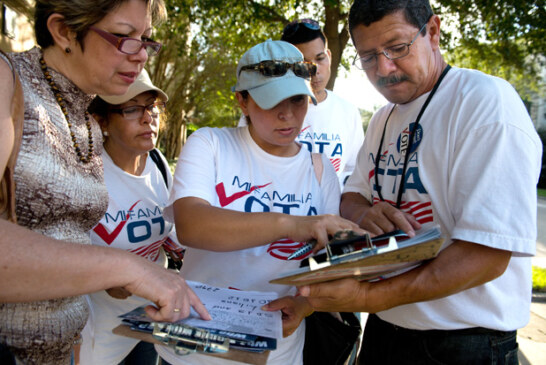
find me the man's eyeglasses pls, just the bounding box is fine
[109,101,166,120]
[89,26,162,56]
[353,23,427,70]
[239,60,317,79]
[283,18,321,38]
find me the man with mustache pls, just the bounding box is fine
[298,0,542,363]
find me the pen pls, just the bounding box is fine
[287,240,317,260]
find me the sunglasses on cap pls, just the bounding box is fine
[283,19,320,38]
[239,60,317,79]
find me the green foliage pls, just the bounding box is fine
[436,0,546,97]
[359,109,373,133]
[150,0,545,158]
[538,189,546,198]
[533,266,546,292]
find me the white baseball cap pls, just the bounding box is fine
[99,69,168,105]
[233,39,317,110]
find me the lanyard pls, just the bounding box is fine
[374,64,451,208]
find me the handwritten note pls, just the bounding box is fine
[182,281,282,340]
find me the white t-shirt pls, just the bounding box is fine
[80,150,173,365]
[239,90,364,186]
[345,66,542,331]
[156,126,340,365]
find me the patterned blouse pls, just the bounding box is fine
[0,47,108,365]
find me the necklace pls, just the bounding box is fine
[374,64,451,208]
[40,56,94,163]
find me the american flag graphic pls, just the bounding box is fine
[330,158,341,172]
[129,238,165,262]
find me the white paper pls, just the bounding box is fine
[181,281,282,340]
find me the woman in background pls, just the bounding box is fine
[80,69,175,365]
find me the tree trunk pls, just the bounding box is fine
[163,109,186,160]
[323,0,351,91]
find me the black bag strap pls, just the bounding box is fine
[149,148,168,188]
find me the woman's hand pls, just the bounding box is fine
[286,214,367,252]
[121,256,211,323]
[262,295,314,337]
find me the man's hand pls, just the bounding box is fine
[298,278,370,313]
[341,193,420,237]
[262,295,313,337]
[358,201,421,236]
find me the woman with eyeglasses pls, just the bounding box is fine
[0,1,209,364]
[78,69,177,365]
[155,39,365,365]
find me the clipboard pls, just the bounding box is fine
[113,282,280,365]
[112,324,270,365]
[270,225,444,286]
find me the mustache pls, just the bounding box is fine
[376,74,409,87]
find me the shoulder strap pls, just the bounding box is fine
[311,153,323,186]
[149,148,169,188]
[0,50,24,223]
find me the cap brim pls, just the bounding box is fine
[99,84,168,105]
[247,74,317,110]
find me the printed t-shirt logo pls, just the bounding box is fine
[93,200,141,245]
[216,182,272,207]
[268,239,309,260]
[397,122,423,155]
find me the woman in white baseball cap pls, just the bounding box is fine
[81,69,185,365]
[156,39,365,365]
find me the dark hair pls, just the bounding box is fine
[349,0,433,36]
[281,20,327,47]
[34,0,167,49]
[88,96,111,119]
[238,90,252,125]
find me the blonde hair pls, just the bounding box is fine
[34,0,167,48]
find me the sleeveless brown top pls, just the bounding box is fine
[0,47,108,365]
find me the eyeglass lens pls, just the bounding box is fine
[119,103,165,120]
[354,23,426,70]
[90,26,162,56]
[120,39,161,56]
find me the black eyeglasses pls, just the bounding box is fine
[353,23,427,70]
[283,18,320,38]
[89,26,162,56]
[109,101,166,120]
[239,60,317,79]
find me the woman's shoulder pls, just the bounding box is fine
[189,126,244,143]
[7,47,40,79]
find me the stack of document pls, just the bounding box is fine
[270,225,445,286]
[117,281,282,356]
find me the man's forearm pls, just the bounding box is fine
[363,240,512,313]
